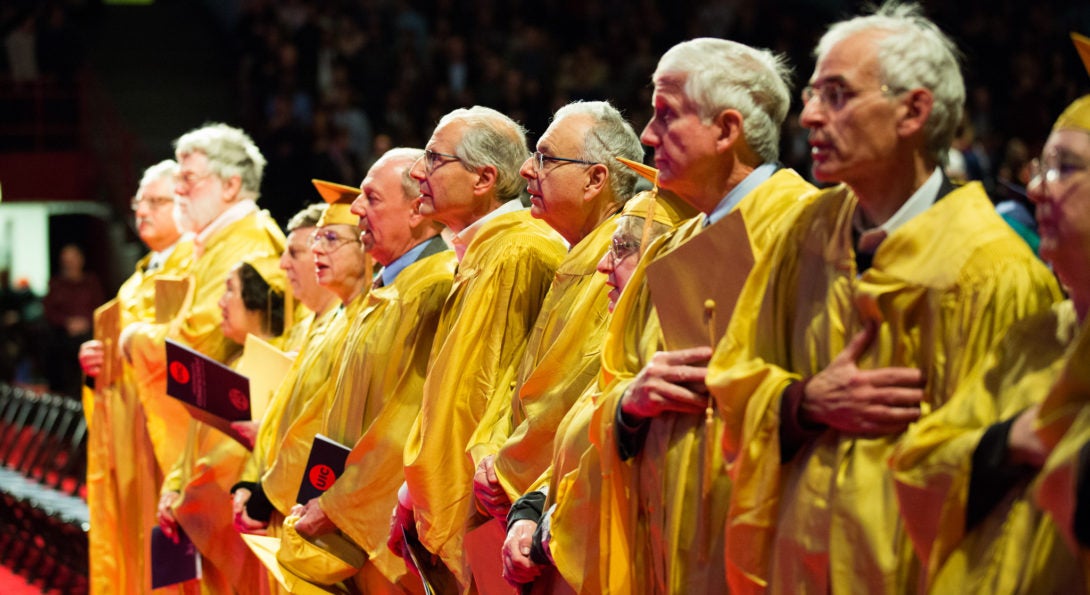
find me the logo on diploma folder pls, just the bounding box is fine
[165,339,252,422]
[297,435,351,504]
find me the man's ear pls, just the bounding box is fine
[714,108,746,153]
[584,163,609,201]
[221,174,244,203]
[897,88,934,138]
[407,197,426,228]
[473,164,498,196]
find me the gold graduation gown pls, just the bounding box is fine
[240,305,344,487]
[260,295,361,516]
[890,301,1083,593]
[282,304,316,354]
[403,210,566,586]
[585,169,815,595]
[706,182,1061,595]
[87,240,194,594]
[163,346,282,595]
[312,249,456,590]
[132,210,286,595]
[491,215,617,500]
[1035,318,1090,589]
[131,210,287,474]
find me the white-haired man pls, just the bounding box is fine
[124,123,285,594]
[389,107,567,590]
[707,3,1060,593]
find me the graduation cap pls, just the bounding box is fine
[1053,33,1090,132]
[311,179,360,227]
[615,157,699,256]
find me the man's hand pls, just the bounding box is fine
[232,488,267,533]
[801,322,924,435]
[1008,404,1047,468]
[473,455,510,519]
[291,498,337,538]
[621,346,713,421]
[78,340,104,378]
[229,420,260,451]
[157,491,181,542]
[502,519,541,587]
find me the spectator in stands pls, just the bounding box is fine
[43,243,103,397]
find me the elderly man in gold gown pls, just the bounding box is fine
[706,4,1062,593]
[389,107,567,590]
[79,160,193,594]
[256,148,454,594]
[122,123,287,594]
[575,37,816,594]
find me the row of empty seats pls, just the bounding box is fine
[0,382,89,593]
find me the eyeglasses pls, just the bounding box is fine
[307,229,360,252]
[608,237,641,264]
[532,151,598,172]
[801,80,903,111]
[130,195,176,211]
[421,149,463,174]
[1030,154,1089,186]
[174,170,215,191]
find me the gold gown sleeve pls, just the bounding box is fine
[241,306,343,488]
[1035,319,1090,588]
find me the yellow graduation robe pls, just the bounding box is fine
[491,215,617,501]
[1035,318,1090,590]
[585,169,815,594]
[313,246,456,590]
[240,305,344,487]
[403,209,566,586]
[707,182,1061,595]
[891,301,1083,593]
[87,239,194,594]
[131,209,286,595]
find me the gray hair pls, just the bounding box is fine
[373,147,425,201]
[815,1,965,164]
[654,38,792,163]
[138,159,178,194]
[174,123,267,201]
[552,101,644,202]
[286,203,327,232]
[437,106,529,202]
